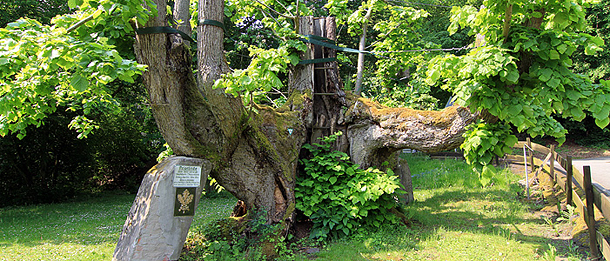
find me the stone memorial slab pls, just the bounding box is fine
[113,156,210,261]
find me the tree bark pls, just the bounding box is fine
[134,0,310,229]
[134,0,473,252]
[345,97,476,166]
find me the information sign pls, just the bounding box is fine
[173,165,202,187]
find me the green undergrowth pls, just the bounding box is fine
[296,132,405,240]
[289,154,586,260]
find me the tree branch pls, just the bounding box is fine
[502,4,513,43]
[354,1,375,95]
[173,0,191,35]
[253,0,295,20]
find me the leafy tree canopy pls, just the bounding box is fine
[0,0,152,138]
[1,0,608,179]
[424,0,609,173]
[0,0,71,27]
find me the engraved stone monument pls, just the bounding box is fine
[113,156,209,261]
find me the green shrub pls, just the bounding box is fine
[295,132,404,240]
[181,209,293,261]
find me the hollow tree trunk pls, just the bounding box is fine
[135,0,475,250]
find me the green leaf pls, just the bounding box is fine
[547,78,561,89]
[566,90,581,100]
[538,68,553,82]
[506,69,519,83]
[430,69,440,82]
[239,75,252,85]
[595,117,610,129]
[329,176,338,185]
[342,227,349,235]
[287,54,300,65]
[68,0,77,9]
[507,104,522,116]
[270,74,282,88]
[553,13,569,28]
[571,107,585,121]
[505,135,518,146]
[549,50,560,60]
[70,74,89,92]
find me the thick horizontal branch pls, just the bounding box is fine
[346,97,477,154]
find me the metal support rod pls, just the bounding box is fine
[527,138,535,172]
[550,145,555,181]
[584,165,600,259]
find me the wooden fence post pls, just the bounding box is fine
[567,156,573,206]
[584,165,600,259]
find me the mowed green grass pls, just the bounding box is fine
[0,155,584,260]
[0,191,236,261]
[0,192,134,260]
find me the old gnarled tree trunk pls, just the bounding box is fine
[131,0,476,248]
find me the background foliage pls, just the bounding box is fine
[0,1,162,206]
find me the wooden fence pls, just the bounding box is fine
[507,138,610,260]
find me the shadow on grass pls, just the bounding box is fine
[405,186,578,258]
[303,185,582,260]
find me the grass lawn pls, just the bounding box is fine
[0,191,236,261]
[0,192,134,260]
[292,154,586,260]
[0,154,586,260]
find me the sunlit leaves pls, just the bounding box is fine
[0,18,146,138]
[213,41,304,106]
[426,0,610,178]
[371,4,429,86]
[461,121,517,186]
[71,74,90,92]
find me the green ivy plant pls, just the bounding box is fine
[295,132,404,240]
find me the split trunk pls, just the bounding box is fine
[132,0,476,241]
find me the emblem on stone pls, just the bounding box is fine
[177,188,194,213]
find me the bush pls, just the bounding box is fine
[0,106,162,207]
[295,132,404,240]
[0,110,95,206]
[181,210,292,261]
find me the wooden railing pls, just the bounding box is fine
[508,138,609,260]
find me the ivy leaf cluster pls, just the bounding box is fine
[295,132,404,240]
